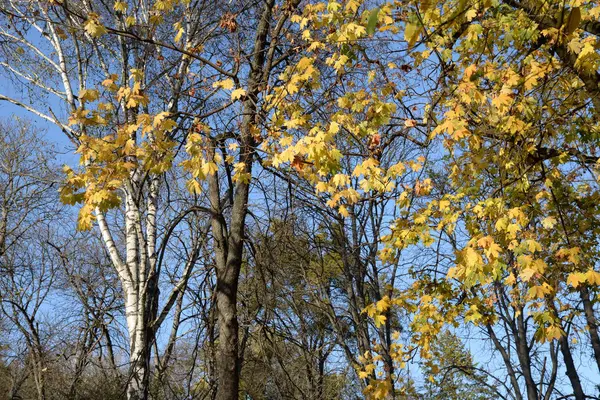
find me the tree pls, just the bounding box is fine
[420,330,498,400]
[0,0,307,398]
[2,0,600,399]
[309,1,600,399]
[0,118,62,400]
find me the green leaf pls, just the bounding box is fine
[366,7,380,36]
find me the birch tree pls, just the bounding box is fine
[0,0,307,398]
[0,2,215,397]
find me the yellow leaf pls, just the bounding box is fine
[153,111,171,128]
[212,79,234,90]
[231,88,246,100]
[541,216,557,229]
[186,179,202,195]
[506,223,521,238]
[463,247,480,267]
[376,296,390,313]
[528,283,552,299]
[465,8,477,21]
[329,121,340,134]
[567,272,586,288]
[566,7,581,35]
[495,217,508,231]
[525,240,542,253]
[315,181,328,193]
[102,74,119,91]
[79,89,99,103]
[546,324,565,341]
[586,269,600,285]
[404,22,420,47]
[339,205,349,218]
[491,92,513,112]
[84,15,107,38]
[486,242,502,259]
[174,27,184,43]
[519,268,537,282]
[113,1,127,12]
[464,64,477,80]
[374,314,387,327]
[77,204,96,231]
[504,273,516,286]
[202,162,218,176]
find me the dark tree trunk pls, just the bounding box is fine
[514,309,538,400]
[558,333,586,400]
[212,3,274,398]
[486,324,524,400]
[580,287,600,372]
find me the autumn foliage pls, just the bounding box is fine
[1,0,600,399]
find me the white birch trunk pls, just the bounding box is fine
[123,184,150,400]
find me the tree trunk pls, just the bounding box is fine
[211,2,275,399]
[32,352,46,400]
[215,265,241,400]
[558,333,586,400]
[514,309,538,400]
[121,183,158,400]
[125,292,151,400]
[580,286,600,372]
[486,324,524,400]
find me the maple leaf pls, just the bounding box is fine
[567,272,586,288]
[374,314,387,327]
[338,205,349,217]
[404,22,420,47]
[231,88,246,100]
[504,274,516,286]
[465,8,477,21]
[527,285,549,299]
[366,7,380,36]
[519,268,537,282]
[358,370,370,379]
[541,216,557,229]
[79,89,99,103]
[566,7,581,35]
[291,155,305,172]
[77,204,96,231]
[505,223,521,238]
[212,79,234,90]
[375,296,390,313]
[84,14,107,38]
[174,27,184,43]
[585,270,600,285]
[113,1,127,12]
[546,325,565,341]
[463,247,480,267]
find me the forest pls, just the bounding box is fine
[0,0,599,399]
